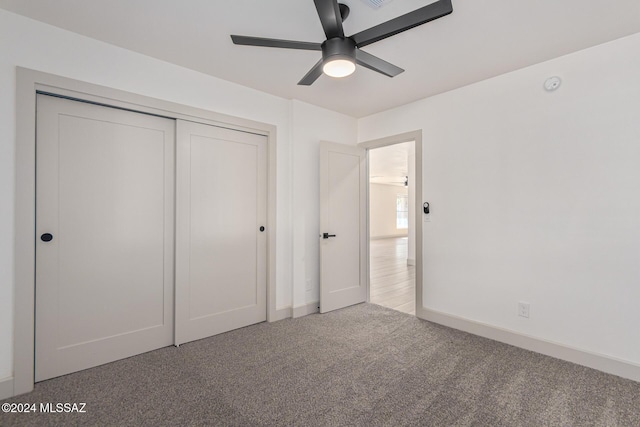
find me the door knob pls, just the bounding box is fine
[41,233,53,242]
[259,226,265,232]
[322,233,336,239]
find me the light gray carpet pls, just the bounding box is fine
[2,303,639,426]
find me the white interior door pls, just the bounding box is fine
[319,141,367,313]
[175,120,267,345]
[35,94,175,381]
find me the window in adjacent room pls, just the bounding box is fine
[396,193,408,229]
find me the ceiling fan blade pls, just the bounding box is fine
[298,59,325,86]
[231,35,322,51]
[351,0,452,48]
[313,0,345,39]
[355,50,404,77]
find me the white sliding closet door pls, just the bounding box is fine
[35,94,175,381]
[175,120,267,345]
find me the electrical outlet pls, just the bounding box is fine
[306,279,312,291]
[518,302,530,318]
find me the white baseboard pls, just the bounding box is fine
[271,306,292,322]
[417,306,640,383]
[407,258,415,266]
[371,234,408,240]
[0,376,14,400]
[293,301,319,318]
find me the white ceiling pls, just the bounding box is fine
[2,0,640,117]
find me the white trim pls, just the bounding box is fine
[293,302,319,318]
[14,67,278,397]
[417,306,640,382]
[0,377,13,400]
[272,307,293,322]
[371,182,408,187]
[370,234,408,240]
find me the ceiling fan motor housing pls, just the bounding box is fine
[322,37,356,62]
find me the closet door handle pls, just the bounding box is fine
[41,233,54,242]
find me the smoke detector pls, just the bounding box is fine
[360,0,395,9]
[544,76,562,92]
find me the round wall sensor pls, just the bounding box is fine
[544,76,561,92]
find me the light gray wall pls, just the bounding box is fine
[359,32,640,366]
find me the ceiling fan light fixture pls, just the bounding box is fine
[323,58,356,78]
[321,37,357,78]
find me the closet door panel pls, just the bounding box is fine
[176,120,267,345]
[36,94,175,381]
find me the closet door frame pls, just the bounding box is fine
[13,67,279,396]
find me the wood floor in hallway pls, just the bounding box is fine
[370,237,415,315]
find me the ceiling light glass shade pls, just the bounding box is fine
[323,59,356,78]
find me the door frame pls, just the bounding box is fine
[13,67,278,396]
[358,131,423,314]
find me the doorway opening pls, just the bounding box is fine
[319,131,422,316]
[368,141,416,315]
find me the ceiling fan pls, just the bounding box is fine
[370,176,408,186]
[230,0,453,85]
[390,176,409,186]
